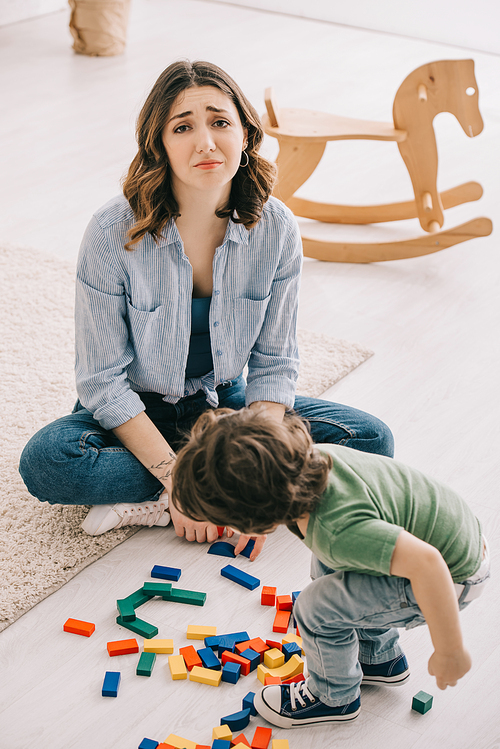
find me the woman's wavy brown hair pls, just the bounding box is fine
[122,60,277,250]
[172,409,332,535]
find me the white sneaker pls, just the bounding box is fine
[81,496,171,536]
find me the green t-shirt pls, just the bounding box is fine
[302,444,482,583]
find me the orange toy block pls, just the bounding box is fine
[232,735,251,747]
[272,609,290,634]
[251,727,272,749]
[179,645,203,671]
[63,618,95,637]
[261,586,276,606]
[236,638,268,662]
[107,638,139,656]
[168,654,188,680]
[264,675,282,685]
[157,745,176,749]
[196,746,211,749]
[276,595,293,611]
[282,673,305,684]
[221,651,252,676]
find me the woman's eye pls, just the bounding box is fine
[174,124,190,133]
[213,119,229,128]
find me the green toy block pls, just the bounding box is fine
[142,582,173,599]
[412,690,433,714]
[123,588,155,609]
[168,588,207,606]
[117,598,137,622]
[116,615,159,639]
[136,650,157,676]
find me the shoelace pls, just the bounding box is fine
[116,501,168,528]
[289,679,316,711]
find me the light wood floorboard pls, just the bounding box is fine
[0,2,498,748]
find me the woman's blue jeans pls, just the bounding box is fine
[19,374,394,505]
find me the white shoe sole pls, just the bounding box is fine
[254,689,361,728]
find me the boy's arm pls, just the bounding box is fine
[390,530,472,690]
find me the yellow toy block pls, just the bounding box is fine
[144,638,174,654]
[168,654,188,680]
[257,654,304,684]
[233,745,251,749]
[272,741,290,749]
[187,625,217,640]
[263,648,285,669]
[282,634,304,654]
[212,725,232,741]
[189,665,222,686]
[163,735,197,749]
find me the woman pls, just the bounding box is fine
[19,60,393,560]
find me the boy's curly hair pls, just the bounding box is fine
[172,408,332,535]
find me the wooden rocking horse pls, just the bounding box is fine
[263,59,492,262]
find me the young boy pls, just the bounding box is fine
[172,408,490,729]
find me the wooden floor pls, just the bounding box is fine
[0,2,499,747]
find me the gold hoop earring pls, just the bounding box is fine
[240,150,249,168]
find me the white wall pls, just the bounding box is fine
[0,0,66,26]
[214,0,499,55]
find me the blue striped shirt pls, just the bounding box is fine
[75,194,302,430]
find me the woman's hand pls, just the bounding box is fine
[226,529,267,561]
[168,499,220,544]
[428,647,472,689]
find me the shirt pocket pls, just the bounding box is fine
[233,294,271,354]
[125,297,176,361]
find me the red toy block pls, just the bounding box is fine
[261,586,276,606]
[251,727,272,749]
[217,526,225,537]
[232,736,250,747]
[157,744,176,749]
[296,625,300,637]
[63,618,95,637]
[272,610,290,634]
[282,673,305,684]
[179,645,203,671]
[265,639,282,651]
[107,638,139,656]
[264,675,282,685]
[276,595,293,611]
[221,651,252,676]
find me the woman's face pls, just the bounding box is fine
[162,85,248,202]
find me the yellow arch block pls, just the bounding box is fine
[257,653,304,684]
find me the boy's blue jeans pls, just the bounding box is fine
[294,555,476,707]
[19,375,394,505]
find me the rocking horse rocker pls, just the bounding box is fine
[263,59,492,262]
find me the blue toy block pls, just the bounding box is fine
[138,739,159,749]
[239,539,256,558]
[217,636,237,657]
[102,671,121,697]
[283,641,302,661]
[221,661,241,684]
[242,691,257,716]
[239,648,260,672]
[208,541,236,557]
[205,635,222,650]
[219,707,251,731]
[220,564,260,591]
[198,646,222,670]
[212,741,231,749]
[151,565,181,581]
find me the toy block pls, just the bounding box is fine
[187,625,217,640]
[212,742,231,749]
[221,661,241,684]
[179,645,203,671]
[239,539,255,558]
[239,648,260,672]
[137,650,156,676]
[168,588,207,606]
[264,648,285,669]
[102,670,121,697]
[281,634,303,653]
[142,581,173,598]
[151,565,181,581]
[217,526,225,537]
[208,541,236,557]
[217,637,236,657]
[116,615,158,639]
[232,734,251,747]
[164,736,197,749]
[107,638,139,656]
[189,665,222,686]
[265,639,282,651]
[412,690,433,714]
[281,673,305,685]
[220,564,260,591]
[117,598,137,622]
[272,609,290,634]
[237,638,268,661]
[124,588,155,609]
[221,651,252,676]
[213,726,232,741]
[168,654,188,680]
[198,647,222,670]
[272,742,289,749]
[276,595,293,611]
[261,586,276,606]
[233,745,251,749]
[257,654,304,684]
[264,675,281,685]
[196,746,211,749]
[250,727,272,749]
[144,638,174,654]
[242,691,257,716]
[282,642,301,661]
[139,739,159,749]
[157,745,176,749]
[63,618,95,637]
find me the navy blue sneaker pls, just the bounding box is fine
[361,653,410,686]
[254,678,361,728]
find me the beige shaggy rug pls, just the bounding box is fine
[0,244,373,632]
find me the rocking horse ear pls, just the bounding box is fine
[264,86,280,128]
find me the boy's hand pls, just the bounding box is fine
[228,530,267,561]
[168,500,220,544]
[428,647,472,689]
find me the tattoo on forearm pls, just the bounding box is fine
[149,454,176,472]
